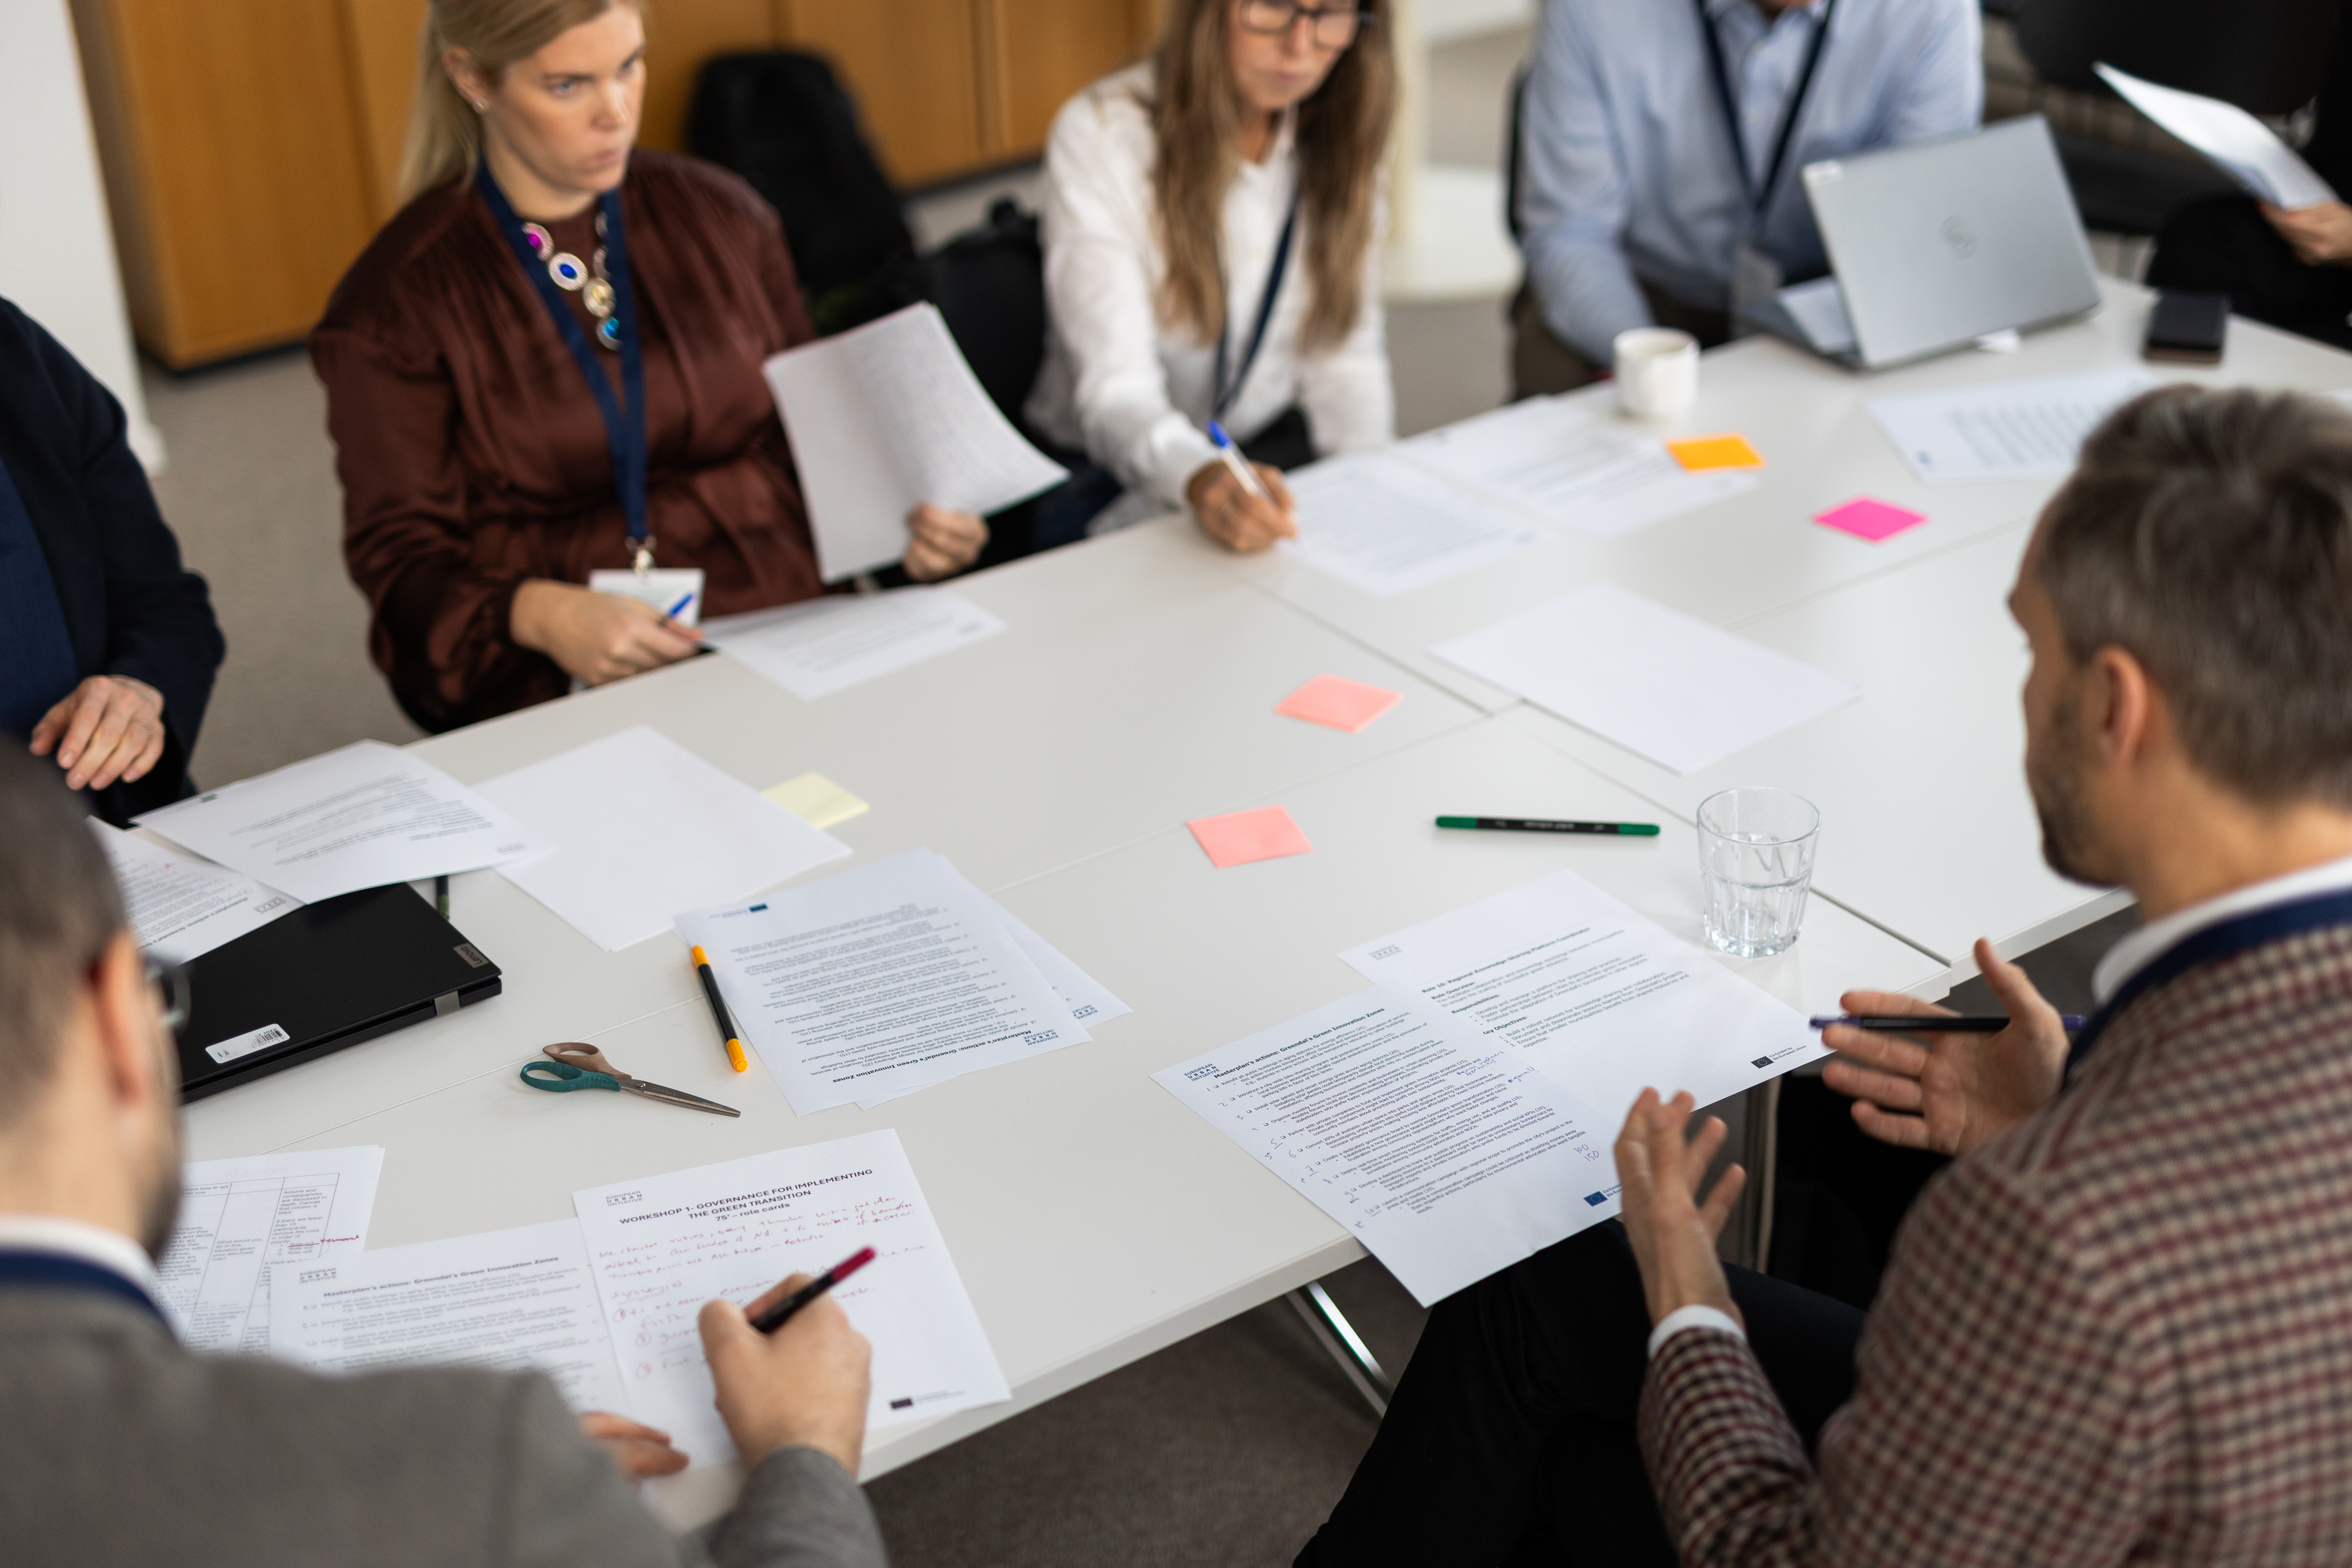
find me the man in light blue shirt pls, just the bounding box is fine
[1512,0,1982,395]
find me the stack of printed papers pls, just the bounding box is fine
[677,848,1130,1113]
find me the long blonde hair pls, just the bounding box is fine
[1150,0,1394,353]
[397,0,639,201]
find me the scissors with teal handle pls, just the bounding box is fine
[520,1042,741,1117]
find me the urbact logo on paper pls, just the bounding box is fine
[1368,945,1401,961]
[1184,1064,1218,1082]
[604,1191,644,1206]
[299,1268,336,1284]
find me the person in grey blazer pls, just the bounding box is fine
[0,744,890,1568]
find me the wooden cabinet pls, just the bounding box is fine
[74,0,1153,366]
[70,0,382,366]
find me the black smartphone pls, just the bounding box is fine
[2144,290,2228,365]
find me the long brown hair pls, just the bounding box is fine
[1149,0,1395,353]
[398,0,640,201]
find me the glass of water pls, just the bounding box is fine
[1696,788,1820,958]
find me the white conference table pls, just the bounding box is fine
[178,278,2341,1528]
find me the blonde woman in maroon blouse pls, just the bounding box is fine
[314,0,985,731]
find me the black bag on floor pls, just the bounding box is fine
[686,50,920,334]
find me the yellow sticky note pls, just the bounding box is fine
[763,773,869,830]
[1665,433,1766,472]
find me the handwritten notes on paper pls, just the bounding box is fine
[573,1131,1007,1468]
[1154,985,1618,1305]
[158,1146,383,1353]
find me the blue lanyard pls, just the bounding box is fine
[475,165,652,566]
[1693,0,1838,232]
[1212,192,1299,420]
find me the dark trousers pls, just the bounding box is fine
[2148,195,2352,353]
[1294,1222,1865,1568]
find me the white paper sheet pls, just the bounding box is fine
[1866,367,2155,484]
[1339,870,1821,1123]
[849,851,1132,1108]
[703,590,1008,701]
[1154,984,1619,1306]
[586,567,705,628]
[574,1130,1008,1467]
[268,1219,625,1413]
[1432,583,1859,773]
[158,1145,383,1353]
[90,820,302,963]
[2097,64,2336,210]
[1277,451,1554,597]
[476,726,849,951]
[1399,396,1756,538]
[763,303,1068,581]
[673,850,1084,1114]
[133,741,547,904]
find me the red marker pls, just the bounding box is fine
[750,1246,876,1334]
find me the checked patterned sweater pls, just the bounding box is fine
[1640,907,2352,1566]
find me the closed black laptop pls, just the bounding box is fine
[175,884,501,1101]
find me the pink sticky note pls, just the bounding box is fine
[1815,497,1926,543]
[1188,805,1314,869]
[1275,673,1403,734]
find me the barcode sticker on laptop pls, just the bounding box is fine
[205,1022,290,1065]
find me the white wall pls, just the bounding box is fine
[0,0,163,470]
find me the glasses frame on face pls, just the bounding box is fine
[1237,0,1374,49]
[143,956,189,1039]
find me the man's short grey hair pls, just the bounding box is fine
[2040,386,2352,809]
[0,746,125,1121]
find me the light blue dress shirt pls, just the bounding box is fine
[1516,0,1983,363]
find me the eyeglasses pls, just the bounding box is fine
[143,956,189,1038]
[1238,1,1374,49]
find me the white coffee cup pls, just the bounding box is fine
[1612,327,1699,419]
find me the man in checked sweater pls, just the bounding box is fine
[1298,385,2352,1567]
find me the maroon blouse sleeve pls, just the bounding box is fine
[310,314,559,732]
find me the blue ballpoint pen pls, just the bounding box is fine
[663,589,696,620]
[1205,419,1274,504]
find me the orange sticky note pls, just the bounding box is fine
[1188,805,1314,868]
[1275,673,1402,734]
[1666,433,1766,472]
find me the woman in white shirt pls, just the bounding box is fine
[1025,0,1395,551]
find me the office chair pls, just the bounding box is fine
[2013,0,2338,113]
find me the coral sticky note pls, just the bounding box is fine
[1665,433,1766,471]
[1813,496,1927,543]
[1275,673,1402,734]
[1188,805,1314,869]
[763,772,869,830]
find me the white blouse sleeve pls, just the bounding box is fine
[1038,88,1221,508]
[1294,185,1395,456]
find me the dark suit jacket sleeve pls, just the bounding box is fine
[1637,1157,2150,1566]
[492,1376,887,1568]
[8,301,224,804]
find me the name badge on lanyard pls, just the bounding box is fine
[1695,0,1838,331]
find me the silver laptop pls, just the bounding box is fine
[1748,115,2102,370]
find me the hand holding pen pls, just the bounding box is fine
[699,1253,876,1476]
[1187,420,1297,552]
[1816,938,2073,1158]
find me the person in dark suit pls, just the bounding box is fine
[0,742,891,1568]
[2147,2,2352,350]
[0,296,223,824]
